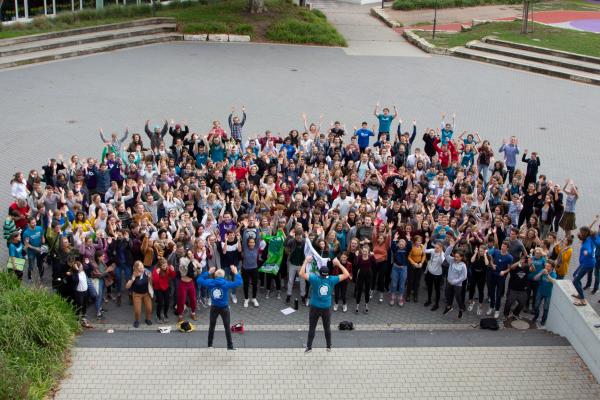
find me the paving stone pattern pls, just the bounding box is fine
[55,346,600,400]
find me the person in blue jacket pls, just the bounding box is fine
[197,265,243,350]
[354,122,374,153]
[572,226,597,306]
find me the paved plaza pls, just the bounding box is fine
[2,2,600,399]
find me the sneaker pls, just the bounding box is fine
[207,298,212,307]
[227,347,237,351]
[252,298,259,307]
[244,299,249,308]
[326,347,332,352]
[398,296,405,307]
[304,297,310,307]
[467,302,474,312]
[133,320,140,328]
[96,313,104,320]
[369,289,373,298]
[333,303,338,311]
[389,294,395,306]
[355,305,359,314]
[163,315,169,323]
[442,306,454,315]
[364,304,369,314]
[276,291,281,300]
[486,307,493,316]
[378,293,383,303]
[304,347,312,354]
[203,298,209,308]
[145,319,153,326]
[231,294,238,304]
[424,301,431,307]
[431,304,439,311]
[494,311,500,319]
[81,319,92,329]
[458,310,463,318]
[592,288,598,295]
[157,317,164,324]
[476,305,482,316]
[286,295,291,304]
[342,304,347,313]
[265,290,270,299]
[191,313,197,321]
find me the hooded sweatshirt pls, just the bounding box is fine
[197,271,242,308]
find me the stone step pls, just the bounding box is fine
[484,37,600,66]
[0,23,176,57]
[0,17,176,47]
[467,41,600,75]
[0,32,182,69]
[452,47,600,86]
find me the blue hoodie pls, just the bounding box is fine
[579,237,596,268]
[197,271,242,308]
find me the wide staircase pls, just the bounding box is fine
[453,37,600,86]
[0,18,182,69]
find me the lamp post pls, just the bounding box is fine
[432,0,438,40]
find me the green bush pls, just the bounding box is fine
[0,272,80,400]
[234,23,254,35]
[183,21,229,33]
[266,11,346,46]
[392,0,522,10]
[311,8,327,20]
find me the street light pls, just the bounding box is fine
[432,0,438,40]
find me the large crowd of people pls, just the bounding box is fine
[4,104,599,332]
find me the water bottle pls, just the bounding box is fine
[294,298,299,310]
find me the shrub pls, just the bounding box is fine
[266,17,346,46]
[0,272,80,400]
[234,23,254,36]
[392,0,522,10]
[311,9,327,20]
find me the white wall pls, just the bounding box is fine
[545,279,600,382]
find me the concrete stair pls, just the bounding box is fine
[0,18,182,69]
[452,38,600,86]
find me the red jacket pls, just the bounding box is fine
[152,266,175,291]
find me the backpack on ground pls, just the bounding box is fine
[338,321,354,331]
[479,318,499,330]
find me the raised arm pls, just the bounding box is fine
[299,255,312,281]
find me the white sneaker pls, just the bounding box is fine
[252,298,259,307]
[244,299,249,308]
[342,304,347,313]
[305,297,310,306]
[486,307,493,316]
[476,305,482,316]
[276,291,281,300]
[265,290,270,299]
[208,298,212,306]
[333,303,338,311]
[494,311,500,319]
[379,293,383,303]
[231,294,238,304]
[467,302,474,312]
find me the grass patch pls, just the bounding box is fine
[0,0,345,45]
[414,21,600,57]
[266,9,347,46]
[0,272,80,400]
[392,0,522,10]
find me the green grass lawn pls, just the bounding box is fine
[0,0,346,46]
[414,21,600,58]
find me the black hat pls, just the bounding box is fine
[319,266,329,277]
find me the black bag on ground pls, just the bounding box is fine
[338,321,354,331]
[480,318,499,330]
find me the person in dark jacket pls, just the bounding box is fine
[108,230,134,306]
[145,119,169,151]
[503,256,529,319]
[169,121,189,146]
[522,150,541,188]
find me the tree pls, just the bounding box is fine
[248,0,266,14]
[521,0,530,34]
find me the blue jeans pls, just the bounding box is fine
[533,291,551,324]
[390,265,407,297]
[573,265,593,300]
[114,262,132,294]
[92,278,105,315]
[27,252,45,280]
[584,260,600,291]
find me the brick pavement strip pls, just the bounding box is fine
[55,346,600,400]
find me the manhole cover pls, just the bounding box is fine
[511,319,530,330]
[538,126,547,130]
[66,120,77,124]
[290,68,298,72]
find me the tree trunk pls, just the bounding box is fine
[248,0,266,14]
[521,1,530,34]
